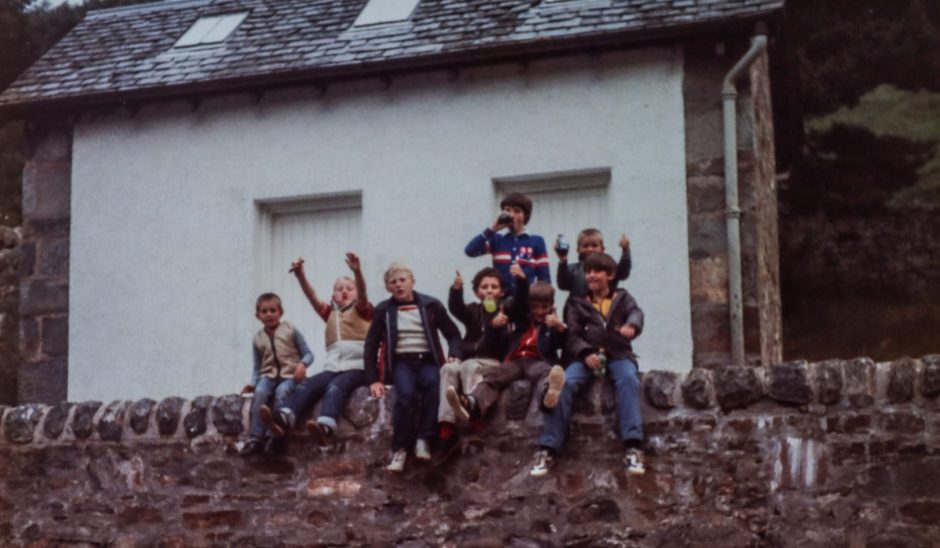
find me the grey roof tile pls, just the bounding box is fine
[0,0,783,109]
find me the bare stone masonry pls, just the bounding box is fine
[1,357,938,546]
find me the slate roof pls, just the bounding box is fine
[0,0,783,115]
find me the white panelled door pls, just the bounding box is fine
[263,201,362,375]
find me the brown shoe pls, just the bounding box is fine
[542,366,565,409]
[446,386,471,423]
[259,405,285,438]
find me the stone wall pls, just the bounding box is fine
[18,118,71,404]
[2,357,938,546]
[683,37,782,369]
[782,211,940,298]
[0,225,21,405]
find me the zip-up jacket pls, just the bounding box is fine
[447,286,509,360]
[565,288,644,363]
[480,278,565,365]
[464,228,550,295]
[363,291,463,384]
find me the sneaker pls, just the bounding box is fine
[387,449,407,472]
[624,448,645,475]
[414,438,432,461]
[529,449,554,477]
[542,366,565,409]
[446,386,471,423]
[259,405,290,438]
[238,438,264,456]
[306,420,331,446]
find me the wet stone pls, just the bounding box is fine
[504,379,532,420]
[5,404,44,443]
[814,359,843,405]
[769,361,812,405]
[43,402,74,439]
[184,396,212,438]
[645,371,678,409]
[843,357,875,408]
[919,355,940,398]
[157,397,185,436]
[887,358,915,404]
[345,387,379,428]
[72,401,103,439]
[211,395,244,436]
[128,399,156,435]
[715,367,763,410]
[98,400,129,441]
[682,368,713,409]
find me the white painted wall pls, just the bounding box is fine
[69,47,691,401]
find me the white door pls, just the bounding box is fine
[260,196,362,374]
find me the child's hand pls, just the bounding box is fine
[345,252,361,272]
[619,234,630,249]
[453,270,463,290]
[585,353,602,370]
[370,382,386,398]
[241,384,254,395]
[491,305,508,327]
[290,257,305,274]
[293,363,307,383]
[509,263,525,279]
[619,324,637,340]
[545,309,566,332]
[554,237,569,259]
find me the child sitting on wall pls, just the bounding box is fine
[555,228,632,299]
[435,266,508,464]
[363,262,463,472]
[240,293,312,456]
[447,273,567,434]
[530,252,645,477]
[260,252,373,446]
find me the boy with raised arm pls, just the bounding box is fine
[260,253,372,446]
[555,229,632,299]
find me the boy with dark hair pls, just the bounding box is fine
[530,252,646,477]
[447,270,567,430]
[465,192,550,296]
[436,266,507,462]
[240,293,313,456]
[259,252,372,447]
[364,262,463,472]
[555,228,632,299]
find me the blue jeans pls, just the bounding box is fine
[538,358,643,452]
[282,369,366,430]
[250,377,296,440]
[391,358,440,452]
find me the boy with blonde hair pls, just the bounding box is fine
[364,262,463,472]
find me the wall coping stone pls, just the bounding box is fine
[2,356,938,446]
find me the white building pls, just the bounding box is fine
[1,0,785,403]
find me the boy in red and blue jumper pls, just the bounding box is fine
[364,262,463,472]
[464,192,550,296]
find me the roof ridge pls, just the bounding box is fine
[85,0,212,19]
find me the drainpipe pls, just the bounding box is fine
[722,27,767,366]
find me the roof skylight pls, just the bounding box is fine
[175,12,248,47]
[353,0,421,27]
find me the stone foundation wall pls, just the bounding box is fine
[2,357,939,546]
